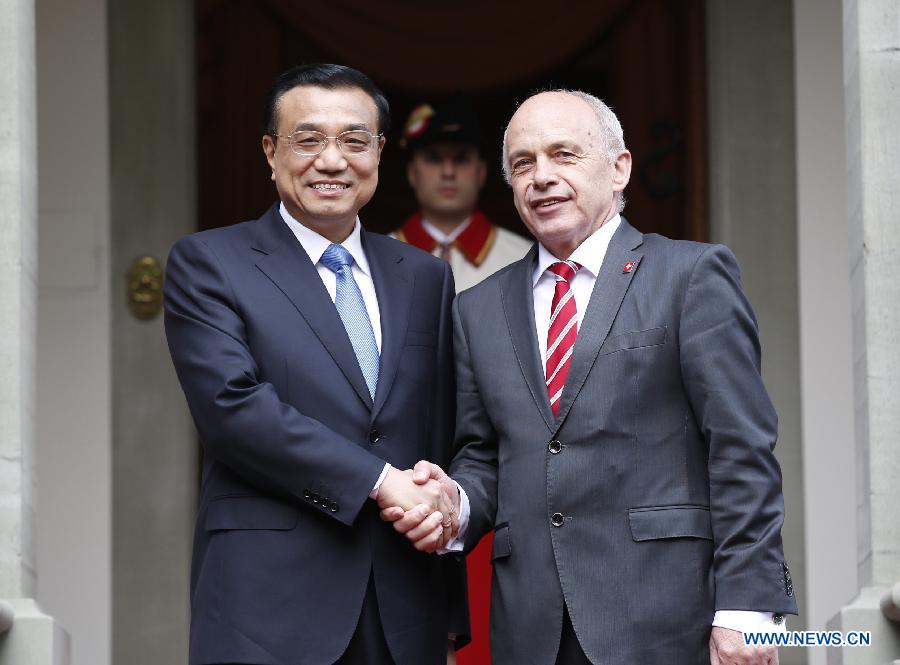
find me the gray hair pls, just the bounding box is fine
[500,89,627,185]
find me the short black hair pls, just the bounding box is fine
[262,63,390,137]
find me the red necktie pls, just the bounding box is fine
[545,261,580,416]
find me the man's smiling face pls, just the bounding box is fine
[505,91,631,258]
[262,85,384,241]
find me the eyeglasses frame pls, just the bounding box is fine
[272,129,384,157]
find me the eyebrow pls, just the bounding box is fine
[508,139,583,163]
[546,140,582,152]
[507,148,532,163]
[291,122,373,132]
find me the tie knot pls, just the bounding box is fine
[548,260,579,283]
[320,243,354,273]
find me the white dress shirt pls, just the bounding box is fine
[443,214,781,634]
[421,216,471,245]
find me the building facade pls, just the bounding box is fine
[0,1,897,664]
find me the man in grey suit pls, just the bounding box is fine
[383,90,798,664]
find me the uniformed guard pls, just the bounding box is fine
[392,99,531,292]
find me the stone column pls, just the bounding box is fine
[793,3,857,665]
[0,0,68,662]
[108,1,197,663]
[829,0,900,662]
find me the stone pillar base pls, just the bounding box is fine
[0,599,69,665]
[827,586,900,665]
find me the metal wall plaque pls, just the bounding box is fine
[127,255,164,320]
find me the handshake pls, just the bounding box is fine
[376,461,460,553]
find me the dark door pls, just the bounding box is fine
[196,0,707,241]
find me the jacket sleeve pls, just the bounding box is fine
[448,293,501,552]
[679,244,798,614]
[163,234,385,526]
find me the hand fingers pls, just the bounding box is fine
[420,478,445,511]
[390,504,433,535]
[380,506,404,522]
[448,489,460,535]
[438,489,459,540]
[405,509,445,543]
[440,507,452,545]
[413,522,445,553]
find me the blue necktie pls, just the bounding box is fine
[320,244,380,400]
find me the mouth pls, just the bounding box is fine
[529,196,569,210]
[309,181,351,191]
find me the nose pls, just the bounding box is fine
[314,139,348,172]
[440,158,457,179]
[532,156,556,189]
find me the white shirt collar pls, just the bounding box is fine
[279,201,372,277]
[533,214,621,286]
[421,216,472,244]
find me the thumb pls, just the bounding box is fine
[413,459,439,483]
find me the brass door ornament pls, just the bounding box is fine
[127,256,164,320]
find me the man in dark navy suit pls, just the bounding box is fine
[164,64,466,665]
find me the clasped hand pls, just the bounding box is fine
[377,461,460,552]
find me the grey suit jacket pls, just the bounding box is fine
[449,219,798,665]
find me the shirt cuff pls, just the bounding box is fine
[368,463,391,500]
[713,610,786,634]
[437,480,470,554]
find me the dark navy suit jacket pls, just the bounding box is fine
[164,204,465,665]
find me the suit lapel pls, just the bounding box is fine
[251,205,373,410]
[500,246,556,432]
[553,219,644,430]
[363,230,413,422]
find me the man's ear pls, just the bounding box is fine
[612,150,632,192]
[262,135,277,180]
[375,134,386,164]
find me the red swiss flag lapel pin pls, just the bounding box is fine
[623,261,636,274]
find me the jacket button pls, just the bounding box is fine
[312,494,320,504]
[302,490,311,500]
[369,428,381,444]
[548,440,562,454]
[330,503,339,513]
[551,512,565,527]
